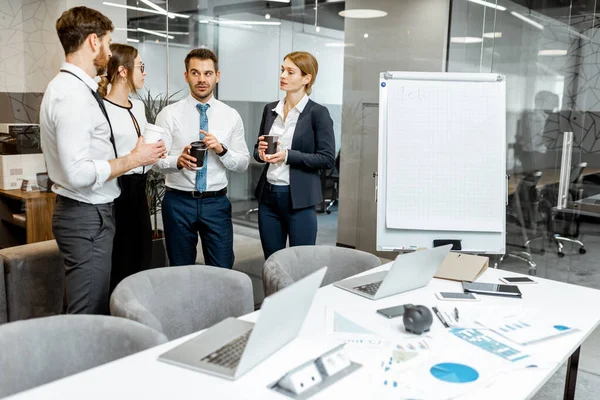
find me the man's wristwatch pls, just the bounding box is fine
[217,144,228,157]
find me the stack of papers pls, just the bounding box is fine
[477,315,576,345]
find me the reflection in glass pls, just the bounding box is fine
[449,0,600,285]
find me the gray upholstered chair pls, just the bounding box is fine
[0,315,167,398]
[0,240,64,323]
[263,246,382,296]
[110,265,254,340]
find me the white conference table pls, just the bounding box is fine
[9,265,600,400]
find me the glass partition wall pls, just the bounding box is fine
[449,0,600,284]
[121,1,344,233]
[7,0,600,282]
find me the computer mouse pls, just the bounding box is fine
[403,305,433,335]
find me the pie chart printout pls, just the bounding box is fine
[430,363,479,383]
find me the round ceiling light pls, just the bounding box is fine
[338,9,388,19]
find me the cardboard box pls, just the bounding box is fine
[434,252,489,282]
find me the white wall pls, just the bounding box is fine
[0,0,65,92]
[137,41,189,98]
[217,20,344,105]
[0,0,127,93]
[216,23,282,103]
[137,16,344,105]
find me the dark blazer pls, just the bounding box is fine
[253,99,336,209]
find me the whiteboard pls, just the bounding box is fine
[377,72,506,253]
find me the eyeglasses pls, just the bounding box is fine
[135,63,145,73]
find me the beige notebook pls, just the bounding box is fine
[434,252,488,282]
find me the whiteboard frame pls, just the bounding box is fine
[376,71,507,254]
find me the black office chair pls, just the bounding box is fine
[541,162,587,257]
[504,171,544,275]
[319,151,340,214]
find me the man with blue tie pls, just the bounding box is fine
[155,48,250,268]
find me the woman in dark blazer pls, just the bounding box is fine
[254,51,336,260]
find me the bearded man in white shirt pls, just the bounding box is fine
[155,48,250,269]
[40,7,166,314]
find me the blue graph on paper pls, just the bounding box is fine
[477,316,575,345]
[499,320,530,332]
[449,328,529,362]
[430,363,479,383]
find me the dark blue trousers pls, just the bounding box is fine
[258,184,317,260]
[162,189,234,269]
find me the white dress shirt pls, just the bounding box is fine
[266,94,309,186]
[103,98,148,174]
[154,95,250,191]
[40,62,119,204]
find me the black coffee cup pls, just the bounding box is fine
[189,141,207,169]
[263,135,280,155]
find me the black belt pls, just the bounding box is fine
[264,183,290,192]
[56,195,112,207]
[166,187,227,199]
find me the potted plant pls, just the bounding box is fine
[138,88,182,268]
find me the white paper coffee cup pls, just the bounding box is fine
[143,124,164,143]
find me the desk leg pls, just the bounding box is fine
[563,346,580,400]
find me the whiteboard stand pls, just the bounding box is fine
[376,72,507,254]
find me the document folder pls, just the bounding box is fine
[434,252,488,282]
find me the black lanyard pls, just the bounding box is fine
[59,69,118,158]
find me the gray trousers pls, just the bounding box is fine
[52,196,116,315]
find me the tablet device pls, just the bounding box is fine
[499,276,536,284]
[462,282,522,298]
[435,292,479,301]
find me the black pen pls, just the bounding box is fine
[454,307,459,322]
[432,306,449,328]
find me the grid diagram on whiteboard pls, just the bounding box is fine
[384,78,505,233]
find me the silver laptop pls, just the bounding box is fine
[158,267,327,380]
[333,245,451,300]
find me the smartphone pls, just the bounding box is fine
[500,276,537,284]
[376,304,413,318]
[435,292,479,301]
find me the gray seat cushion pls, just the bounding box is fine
[0,314,167,397]
[110,265,254,340]
[0,240,64,322]
[263,246,382,296]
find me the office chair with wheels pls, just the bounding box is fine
[504,171,544,275]
[541,162,587,257]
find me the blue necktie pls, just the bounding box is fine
[195,103,210,192]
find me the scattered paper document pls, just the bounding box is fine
[476,315,576,345]
[449,328,530,362]
[374,333,523,400]
[334,311,374,335]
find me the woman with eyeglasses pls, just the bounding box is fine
[98,43,152,293]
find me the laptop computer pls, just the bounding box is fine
[333,245,452,300]
[158,267,327,380]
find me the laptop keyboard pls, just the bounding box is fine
[200,329,252,370]
[353,280,383,296]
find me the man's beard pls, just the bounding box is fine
[192,84,213,101]
[93,45,109,76]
